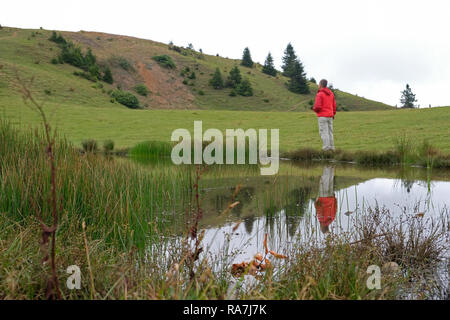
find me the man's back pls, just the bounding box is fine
[313,88,336,118]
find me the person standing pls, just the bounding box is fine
[313,79,336,151]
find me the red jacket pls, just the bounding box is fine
[313,88,336,118]
[315,196,337,227]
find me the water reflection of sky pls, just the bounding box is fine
[201,177,450,264]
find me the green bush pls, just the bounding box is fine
[73,71,97,82]
[180,67,190,77]
[102,66,114,84]
[111,90,140,109]
[82,139,98,153]
[103,140,115,153]
[49,31,67,45]
[50,58,58,64]
[198,90,205,96]
[225,66,242,89]
[188,71,196,79]
[237,78,253,96]
[209,68,224,89]
[153,55,176,69]
[135,84,149,96]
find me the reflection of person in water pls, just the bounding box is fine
[315,166,337,234]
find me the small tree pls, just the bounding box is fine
[102,66,113,84]
[262,52,277,76]
[237,78,253,96]
[225,66,242,88]
[241,47,254,68]
[400,84,417,108]
[209,68,224,89]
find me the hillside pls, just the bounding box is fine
[0,27,393,112]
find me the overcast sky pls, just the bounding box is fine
[3,0,450,107]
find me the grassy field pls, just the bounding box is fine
[0,26,393,112]
[1,98,449,152]
[1,122,447,299]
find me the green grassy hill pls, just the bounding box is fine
[0,26,393,112]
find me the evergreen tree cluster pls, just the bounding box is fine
[49,32,113,84]
[209,66,253,96]
[239,44,309,94]
[282,43,309,94]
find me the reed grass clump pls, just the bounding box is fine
[81,139,98,153]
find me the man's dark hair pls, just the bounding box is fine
[319,79,328,88]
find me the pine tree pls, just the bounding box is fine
[209,68,224,89]
[225,66,242,88]
[241,47,254,68]
[102,66,114,84]
[282,43,297,77]
[237,78,253,96]
[400,84,417,108]
[84,48,96,68]
[262,52,277,76]
[287,60,309,94]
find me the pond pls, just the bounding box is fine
[130,158,449,297]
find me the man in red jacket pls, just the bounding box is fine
[313,79,336,151]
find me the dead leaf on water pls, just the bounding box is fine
[229,201,240,209]
[416,212,425,218]
[270,250,288,259]
[232,221,241,232]
[254,253,263,262]
[264,233,268,255]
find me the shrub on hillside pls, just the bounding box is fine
[135,84,149,96]
[237,78,253,96]
[49,31,67,45]
[153,55,176,69]
[73,71,97,82]
[102,66,114,84]
[209,68,224,89]
[188,71,196,80]
[118,57,134,72]
[111,90,140,109]
[225,66,242,89]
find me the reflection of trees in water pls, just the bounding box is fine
[263,186,313,237]
[232,187,254,218]
[244,215,255,234]
[285,186,312,236]
[402,180,415,193]
[210,186,255,217]
[396,167,419,193]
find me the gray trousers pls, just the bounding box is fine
[319,166,335,197]
[318,117,335,151]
